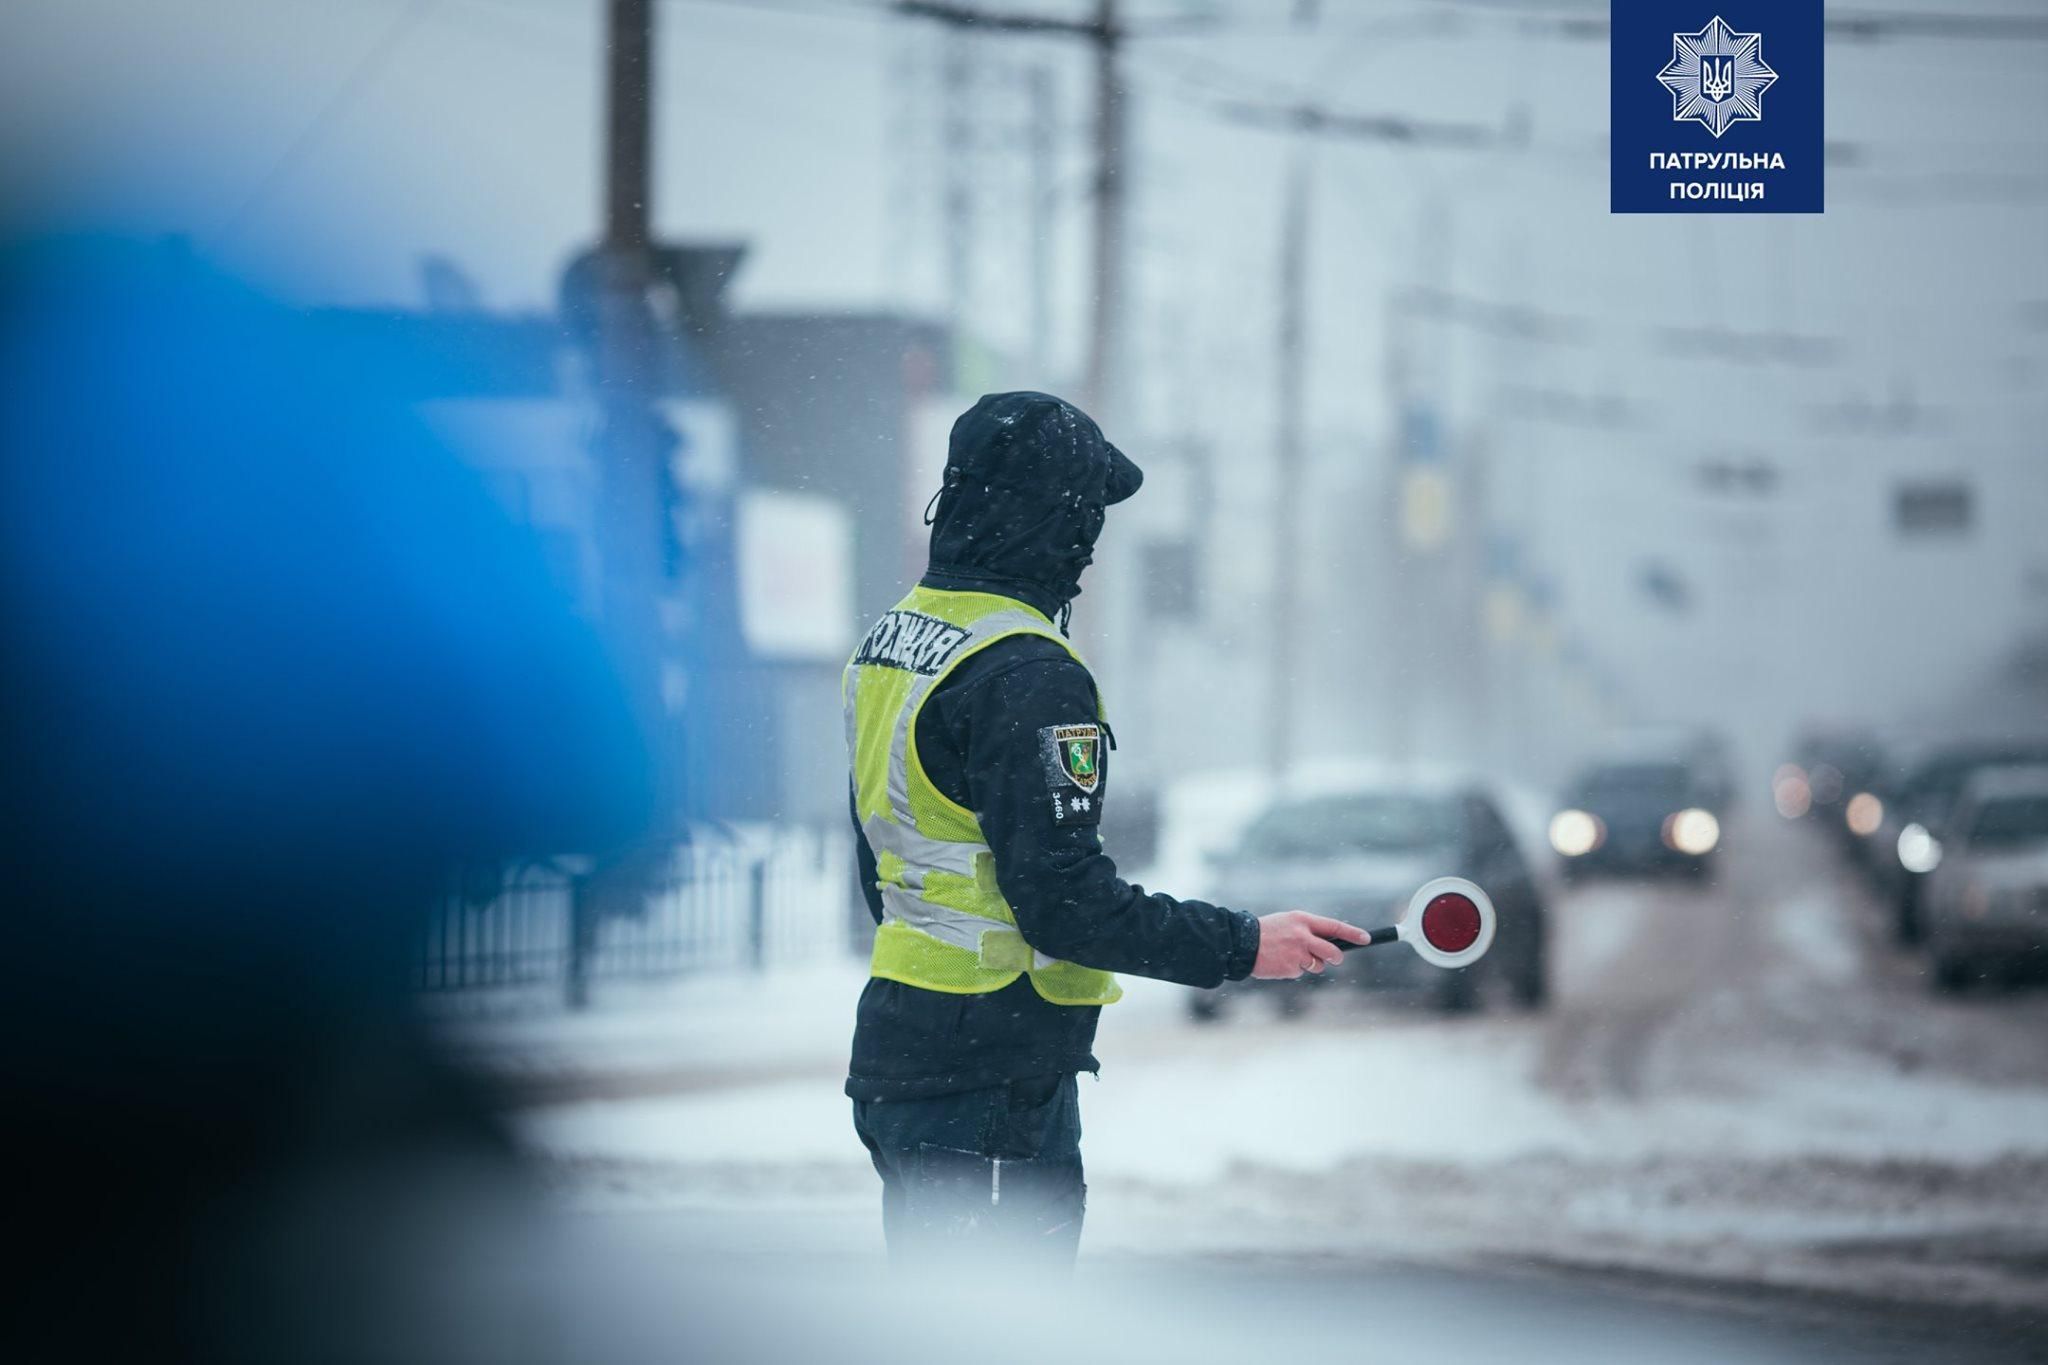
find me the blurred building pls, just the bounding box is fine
[309,246,951,829]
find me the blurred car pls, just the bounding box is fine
[1864,739,2048,945]
[1548,754,1725,881]
[1921,766,2048,992]
[1605,726,1736,811]
[1188,773,1547,1018]
[1776,727,1890,855]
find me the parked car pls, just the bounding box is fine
[1188,772,1547,1019]
[1864,739,2048,945]
[1921,766,2048,992]
[1549,753,1725,882]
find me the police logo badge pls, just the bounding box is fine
[1658,15,1776,139]
[1040,723,1102,794]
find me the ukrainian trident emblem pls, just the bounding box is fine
[1701,55,1733,102]
[1658,16,1777,138]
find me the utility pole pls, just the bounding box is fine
[573,0,670,1010]
[1208,98,1497,774]
[939,29,975,337]
[894,1,1127,418]
[595,0,665,673]
[604,0,653,266]
[1081,0,1124,420]
[1026,63,1056,379]
[1263,0,1318,776]
[1267,150,1309,776]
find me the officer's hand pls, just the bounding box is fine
[1251,912,1369,979]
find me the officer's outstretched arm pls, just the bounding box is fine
[957,655,1260,988]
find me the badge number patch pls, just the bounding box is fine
[1039,722,1104,827]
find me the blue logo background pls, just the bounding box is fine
[1611,1,1824,214]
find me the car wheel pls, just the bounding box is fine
[1187,992,1223,1023]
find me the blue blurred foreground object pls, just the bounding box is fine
[0,238,653,1361]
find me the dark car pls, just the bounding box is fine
[1921,766,2048,991]
[1549,756,1724,881]
[1865,739,2048,945]
[1188,774,1547,1019]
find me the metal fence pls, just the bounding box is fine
[415,824,857,1003]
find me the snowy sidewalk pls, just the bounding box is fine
[426,959,872,1104]
[428,951,1207,1105]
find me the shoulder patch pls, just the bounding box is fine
[1040,723,1101,792]
[1039,723,1105,827]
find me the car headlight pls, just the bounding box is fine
[1844,792,1883,837]
[1549,809,1603,857]
[1663,808,1720,855]
[1772,764,1811,820]
[1897,822,1942,874]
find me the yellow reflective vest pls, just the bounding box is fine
[843,586,1122,1007]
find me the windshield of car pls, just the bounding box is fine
[1968,795,2048,850]
[1574,762,1694,806]
[1238,793,1460,861]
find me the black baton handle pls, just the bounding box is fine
[1338,925,1401,952]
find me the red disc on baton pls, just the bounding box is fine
[1396,877,1497,969]
[1421,892,1483,954]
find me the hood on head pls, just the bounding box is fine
[926,391,1142,609]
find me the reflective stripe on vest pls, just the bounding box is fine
[844,587,1121,1007]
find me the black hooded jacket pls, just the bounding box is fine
[846,394,1260,1101]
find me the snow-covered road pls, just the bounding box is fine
[438,810,2048,1346]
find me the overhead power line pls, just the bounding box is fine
[892,0,1220,39]
[1206,96,1501,148]
[894,0,1104,37]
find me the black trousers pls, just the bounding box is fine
[852,1074,1085,1269]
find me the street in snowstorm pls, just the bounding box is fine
[12,0,2048,1358]
[444,803,2048,1359]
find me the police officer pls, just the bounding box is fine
[844,391,1365,1267]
